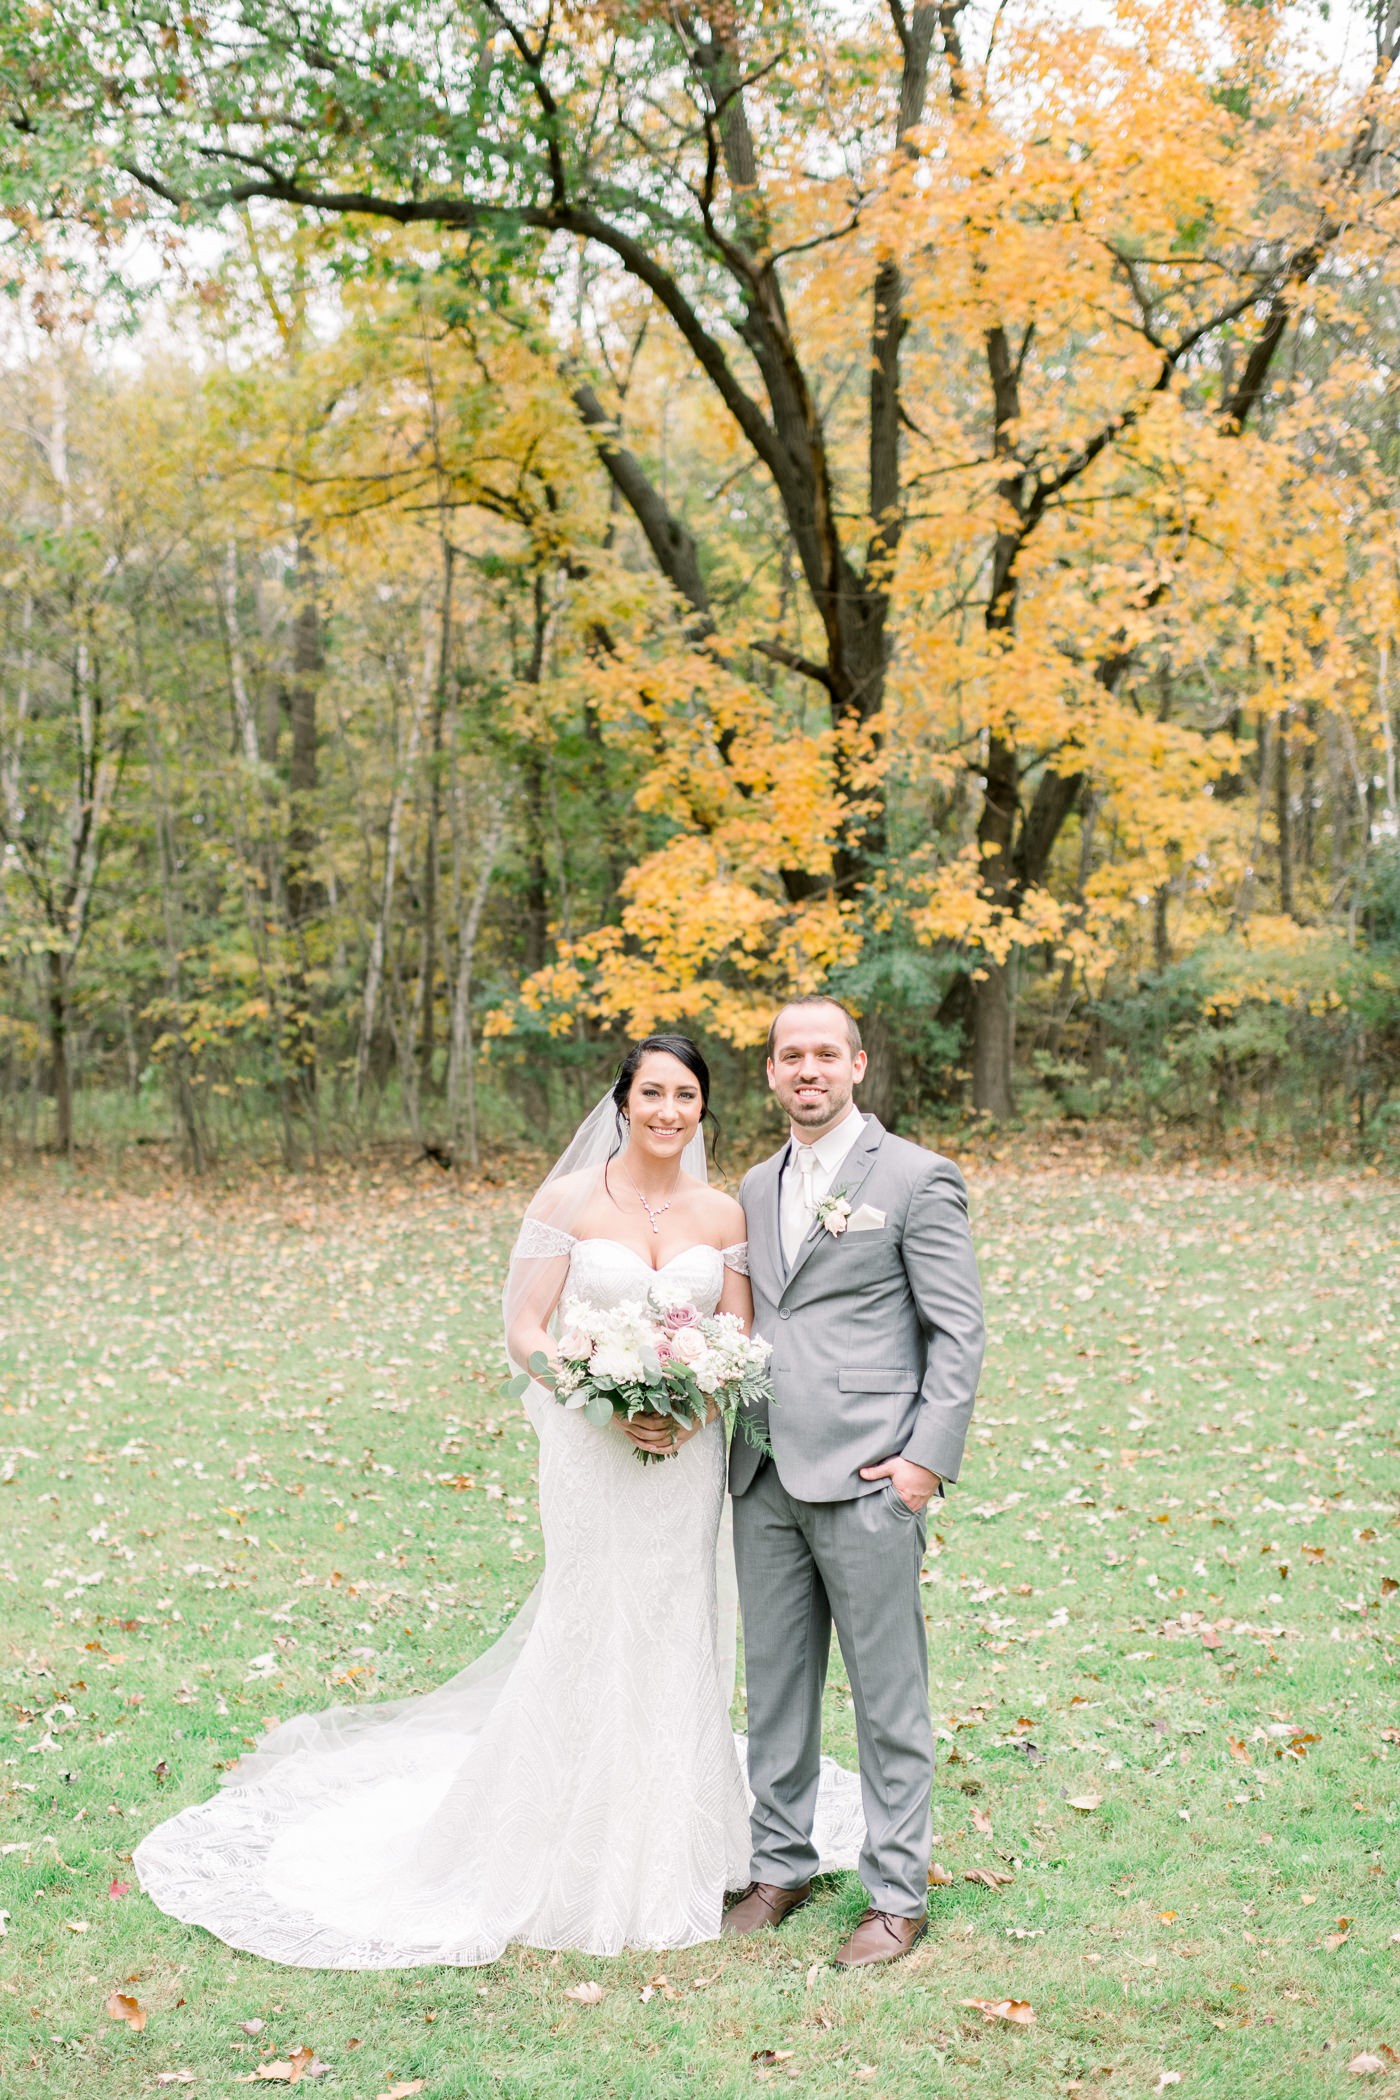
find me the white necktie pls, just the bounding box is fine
[793,1142,814,1251]
[796,1144,817,1228]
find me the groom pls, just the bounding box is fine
[725,997,985,1968]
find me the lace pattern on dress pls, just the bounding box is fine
[720,1242,750,1276]
[512,1218,577,1261]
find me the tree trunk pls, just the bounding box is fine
[47,947,72,1157]
[448,797,505,1168]
[417,547,452,1099]
[284,535,322,1146]
[1276,712,1294,917]
[354,608,434,1106]
[858,1008,899,1128]
[971,963,1013,1120]
[971,730,1018,1115]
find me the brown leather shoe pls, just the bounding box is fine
[721,1880,814,1937]
[832,1907,928,1969]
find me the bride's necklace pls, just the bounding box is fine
[622,1159,682,1236]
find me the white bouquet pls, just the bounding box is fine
[511,1279,773,1464]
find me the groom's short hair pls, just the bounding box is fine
[767,997,863,1062]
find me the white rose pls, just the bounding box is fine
[591,1342,643,1383]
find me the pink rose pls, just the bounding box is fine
[558,1331,591,1361]
[825,1211,848,1236]
[664,1303,699,1329]
[654,1337,676,1364]
[670,1326,706,1365]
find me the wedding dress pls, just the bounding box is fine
[134,1234,866,1968]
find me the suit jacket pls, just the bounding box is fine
[730,1116,985,1503]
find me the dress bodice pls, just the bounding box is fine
[566,1239,728,1318]
[510,1221,748,1322]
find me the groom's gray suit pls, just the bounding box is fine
[731,1114,984,1916]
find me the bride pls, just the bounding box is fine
[134,1034,862,1968]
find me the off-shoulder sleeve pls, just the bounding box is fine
[720,1241,750,1276]
[512,1218,576,1261]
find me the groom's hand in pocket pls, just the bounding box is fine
[859,1455,940,1513]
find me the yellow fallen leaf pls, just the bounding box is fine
[106,1990,148,2033]
[962,1998,1036,2025]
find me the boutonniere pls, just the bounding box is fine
[814,1187,853,1237]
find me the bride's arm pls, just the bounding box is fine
[505,1255,570,1374]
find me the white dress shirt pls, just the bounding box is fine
[779,1102,867,1267]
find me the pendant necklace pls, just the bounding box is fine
[623,1161,681,1235]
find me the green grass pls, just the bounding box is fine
[1,1158,1397,2100]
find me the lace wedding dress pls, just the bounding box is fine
[134,1236,865,1968]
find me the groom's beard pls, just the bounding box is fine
[781,1077,854,1132]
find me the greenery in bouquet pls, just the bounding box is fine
[507,1281,773,1464]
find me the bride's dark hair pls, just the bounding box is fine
[611,1034,719,1158]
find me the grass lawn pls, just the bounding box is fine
[1,1154,1397,2100]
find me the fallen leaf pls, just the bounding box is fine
[154,2076,195,2088]
[153,1760,171,1784]
[1154,2077,1182,2093]
[1381,1728,1400,1745]
[1068,1795,1102,1813]
[1324,1919,1352,1951]
[65,1919,89,1933]
[928,1862,955,1886]
[1200,1629,1222,1649]
[752,2049,795,2064]
[107,1990,148,2032]
[1299,1894,1317,1907]
[1228,1737,1251,1764]
[964,1867,1014,1890]
[108,1878,130,1899]
[806,1962,824,1990]
[1159,1911,1178,1923]
[971,1806,993,1835]
[1349,2055,1386,2077]
[564,1981,605,2006]
[962,1998,1036,2025]
[375,2086,424,2100]
[240,2020,265,2035]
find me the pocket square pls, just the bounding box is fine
[846,1204,886,1232]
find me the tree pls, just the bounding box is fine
[12,0,1400,1108]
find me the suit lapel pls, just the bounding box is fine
[780,1115,886,1299]
[751,1145,787,1302]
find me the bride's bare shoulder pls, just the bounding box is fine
[530,1168,606,1223]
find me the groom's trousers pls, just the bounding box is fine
[732,1458,933,1918]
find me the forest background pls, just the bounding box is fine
[3,0,1400,1175]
